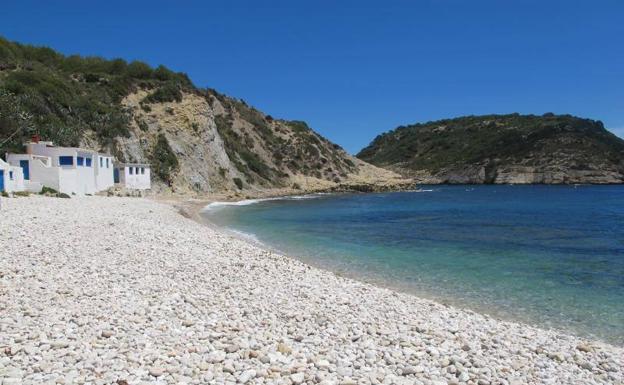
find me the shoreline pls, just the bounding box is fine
[1,196,622,385]
[193,193,622,348]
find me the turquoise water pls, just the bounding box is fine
[202,185,624,345]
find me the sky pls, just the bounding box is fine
[2,0,623,153]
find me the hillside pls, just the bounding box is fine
[0,37,407,194]
[357,114,624,184]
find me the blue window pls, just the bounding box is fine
[59,156,73,166]
[20,160,29,180]
[9,171,13,180]
[106,158,110,168]
[135,167,139,174]
[100,157,103,167]
[77,156,84,166]
[129,167,133,175]
[85,158,92,167]
[140,167,145,175]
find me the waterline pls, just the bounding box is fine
[201,185,624,345]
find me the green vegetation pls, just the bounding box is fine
[214,111,278,184]
[39,186,70,198]
[0,36,192,154]
[357,114,624,174]
[142,82,183,104]
[135,117,148,131]
[40,186,59,195]
[233,177,243,189]
[151,133,179,184]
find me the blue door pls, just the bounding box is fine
[113,168,119,183]
[20,160,29,180]
[0,170,4,192]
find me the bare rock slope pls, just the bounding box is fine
[110,90,406,195]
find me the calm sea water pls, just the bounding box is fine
[202,185,624,345]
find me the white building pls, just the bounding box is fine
[0,158,25,193]
[6,140,115,196]
[114,163,151,190]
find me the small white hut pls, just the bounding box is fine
[114,163,151,190]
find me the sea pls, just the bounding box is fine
[201,185,624,345]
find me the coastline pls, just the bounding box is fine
[193,192,622,346]
[1,196,622,385]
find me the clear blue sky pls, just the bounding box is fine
[2,0,623,153]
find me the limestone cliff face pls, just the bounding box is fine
[358,114,624,184]
[80,89,405,194]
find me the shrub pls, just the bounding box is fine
[233,177,243,189]
[126,61,153,79]
[40,186,59,195]
[84,73,100,83]
[154,65,175,81]
[57,192,71,198]
[107,58,128,75]
[151,133,179,184]
[135,118,148,131]
[143,82,183,104]
[13,191,31,197]
[239,150,273,180]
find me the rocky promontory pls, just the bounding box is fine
[357,114,624,184]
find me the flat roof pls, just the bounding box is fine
[27,141,112,157]
[118,163,151,167]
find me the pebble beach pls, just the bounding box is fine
[1,196,622,385]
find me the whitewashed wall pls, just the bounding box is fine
[122,165,151,190]
[0,159,25,193]
[95,155,114,191]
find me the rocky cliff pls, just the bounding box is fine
[104,89,406,194]
[357,114,624,184]
[0,37,407,195]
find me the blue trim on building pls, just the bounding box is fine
[19,160,29,180]
[59,156,73,166]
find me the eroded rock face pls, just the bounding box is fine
[81,90,406,195]
[115,90,236,194]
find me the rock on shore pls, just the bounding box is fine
[1,196,622,385]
